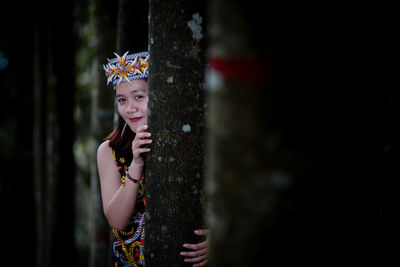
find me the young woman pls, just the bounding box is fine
[97,51,208,266]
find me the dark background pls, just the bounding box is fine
[1,0,36,264]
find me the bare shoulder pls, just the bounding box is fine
[96,140,121,211]
[98,140,111,155]
[97,140,119,180]
[97,140,114,164]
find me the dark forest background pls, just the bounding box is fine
[0,0,398,266]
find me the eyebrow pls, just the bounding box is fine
[116,88,147,98]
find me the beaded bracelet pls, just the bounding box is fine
[125,169,145,184]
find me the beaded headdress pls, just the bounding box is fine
[103,51,149,87]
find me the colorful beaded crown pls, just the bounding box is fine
[103,51,149,87]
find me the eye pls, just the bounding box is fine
[117,97,126,104]
[135,95,144,101]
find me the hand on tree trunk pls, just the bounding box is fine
[180,229,210,266]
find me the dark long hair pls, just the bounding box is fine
[106,114,135,150]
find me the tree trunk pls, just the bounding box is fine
[145,0,207,266]
[33,16,45,267]
[205,0,325,265]
[33,1,76,266]
[89,1,118,267]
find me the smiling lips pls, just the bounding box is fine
[129,117,142,123]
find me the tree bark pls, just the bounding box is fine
[145,0,207,266]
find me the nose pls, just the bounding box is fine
[126,100,138,114]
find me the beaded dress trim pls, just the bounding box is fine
[112,148,146,267]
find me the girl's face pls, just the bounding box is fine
[115,79,148,133]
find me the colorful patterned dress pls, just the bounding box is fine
[112,147,146,267]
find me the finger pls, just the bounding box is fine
[132,139,153,149]
[133,148,151,157]
[194,229,210,236]
[183,240,208,251]
[135,139,153,145]
[135,132,151,139]
[180,248,207,258]
[193,259,208,267]
[135,125,149,133]
[183,254,207,263]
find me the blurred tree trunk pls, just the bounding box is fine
[145,0,207,266]
[206,4,285,263]
[33,18,45,267]
[33,1,76,266]
[206,0,323,265]
[89,1,118,267]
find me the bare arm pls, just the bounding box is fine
[97,140,142,230]
[97,125,151,230]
